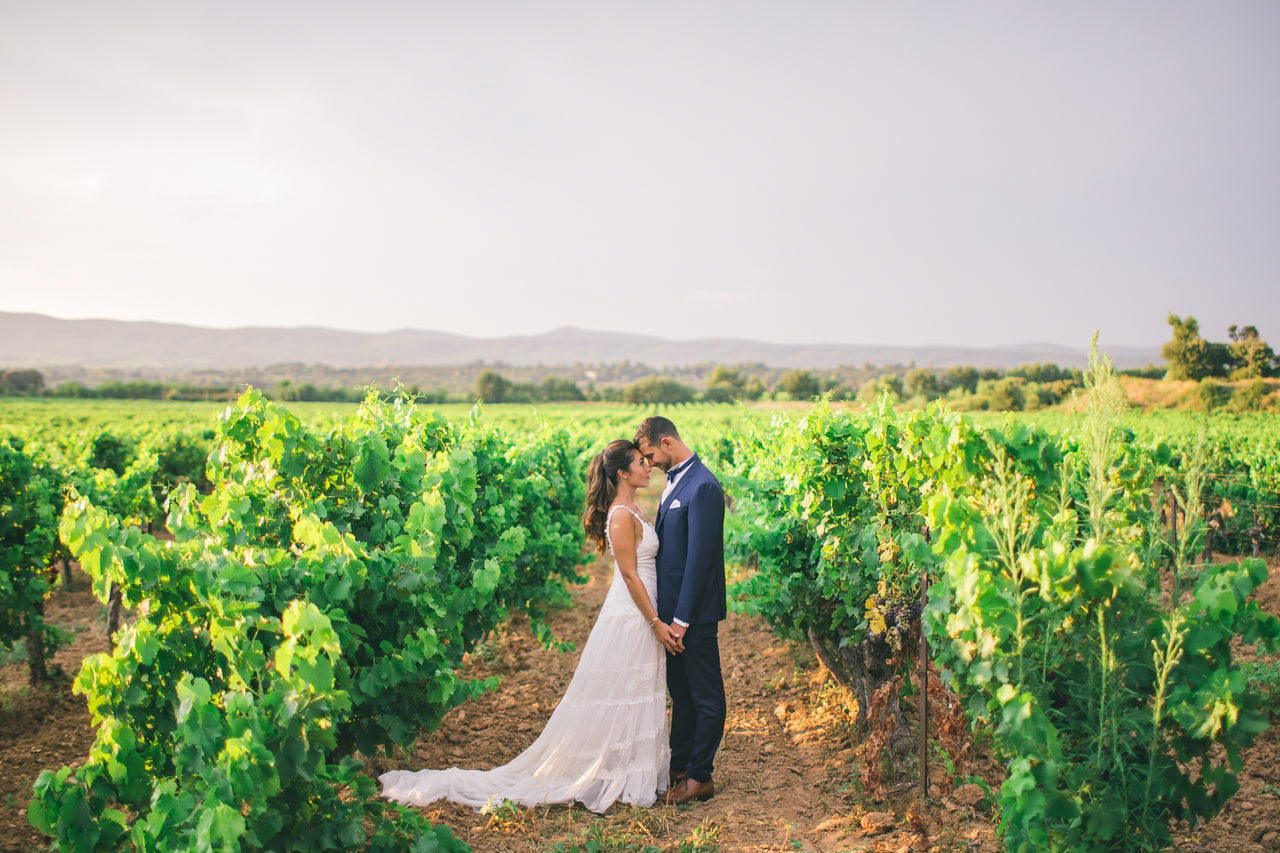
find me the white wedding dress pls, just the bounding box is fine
[379,505,670,813]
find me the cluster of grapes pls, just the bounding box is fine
[880,596,924,633]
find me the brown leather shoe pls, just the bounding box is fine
[669,770,688,788]
[663,776,715,804]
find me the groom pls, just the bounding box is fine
[634,416,726,805]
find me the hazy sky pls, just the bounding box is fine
[2,1,1277,348]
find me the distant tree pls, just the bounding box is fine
[502,381,536,404]
[1034,379,1079,408]
[776,369,821,400]
[1163,314,1231,380]
[0,369,44,396]
[941,365,979,394]
[1227,324,1277,379]
[537,376,585,402]
[857,374,903,406]
[1008,362,1079,384]
[876,373,904,398]
[702,384,737,404]
[295,383,321,402]
[473,370,513,403]
[820,374,848,396]
[986,377,1027,411]
[1163,314,1208,379]
[903,367,940,399]
[703,365,747,403]
[707,365,745,387]
[622,376,696,405]
[741,376,766,401]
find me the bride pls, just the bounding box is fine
[379,439,678,813]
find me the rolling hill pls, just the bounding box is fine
[0,311,1161,371]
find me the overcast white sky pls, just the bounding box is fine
[2,1,1277,348]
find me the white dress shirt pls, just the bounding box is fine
[661,454,695,505]
[662,454,696,628]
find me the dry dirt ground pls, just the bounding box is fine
[3,550,1279,852]
[0,574,104,852]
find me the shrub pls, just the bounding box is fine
[1194,379,1232,412]
[1228,379,1271,413]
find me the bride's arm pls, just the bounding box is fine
[608,512,680,654]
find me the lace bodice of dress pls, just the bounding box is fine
[603,505,659,607]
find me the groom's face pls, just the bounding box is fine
[637,437,673,472]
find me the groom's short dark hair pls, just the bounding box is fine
[635,416,680,446]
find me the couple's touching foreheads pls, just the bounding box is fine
[379,416,728,812]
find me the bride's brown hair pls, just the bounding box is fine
[583,439,640,553]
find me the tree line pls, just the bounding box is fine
[464,363,1092,410]
[4,364,1081,410]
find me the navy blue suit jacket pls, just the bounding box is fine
[655,455,727,626]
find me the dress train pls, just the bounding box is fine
[379,505,669,813]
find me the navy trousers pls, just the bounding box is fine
[667,622,726,783]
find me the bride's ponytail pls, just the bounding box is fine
[583,439,640,552]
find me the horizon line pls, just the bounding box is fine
[0,309,1167,352]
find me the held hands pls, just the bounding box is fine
[669,621,687,653]
[651,619,684,654]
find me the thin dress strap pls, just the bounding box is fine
[604,504,646,551]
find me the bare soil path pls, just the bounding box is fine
[365,535,1001,853]
[0,575,105,852]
